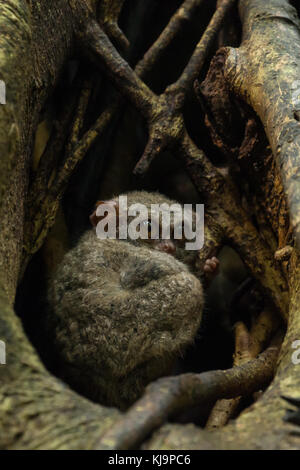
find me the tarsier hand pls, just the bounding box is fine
[203,256,220,277]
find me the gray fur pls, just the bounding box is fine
[46,192,204,409]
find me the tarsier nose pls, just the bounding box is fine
[160,240,176,255]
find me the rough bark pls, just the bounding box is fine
[224,0,300,249]
[0,0,121,450]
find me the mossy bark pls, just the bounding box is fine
[0,0,120,450]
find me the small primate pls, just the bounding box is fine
[46,191,218,409]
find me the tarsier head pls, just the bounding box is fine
[89,191,218,277]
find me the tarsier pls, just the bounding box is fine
[46,191,218,410]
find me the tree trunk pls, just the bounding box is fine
[0,0,120,450]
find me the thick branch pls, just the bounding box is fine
[223,0,300,247]
[76,11,156,119]
[97,341,279,450]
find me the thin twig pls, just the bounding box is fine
[97,0,129,52]
[50,98,119,197]
[79,17,157,119]
[67,76,93,149]
[135,0,206,79]
[169,0,236,98]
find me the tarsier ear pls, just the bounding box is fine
[89,200,118,227]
